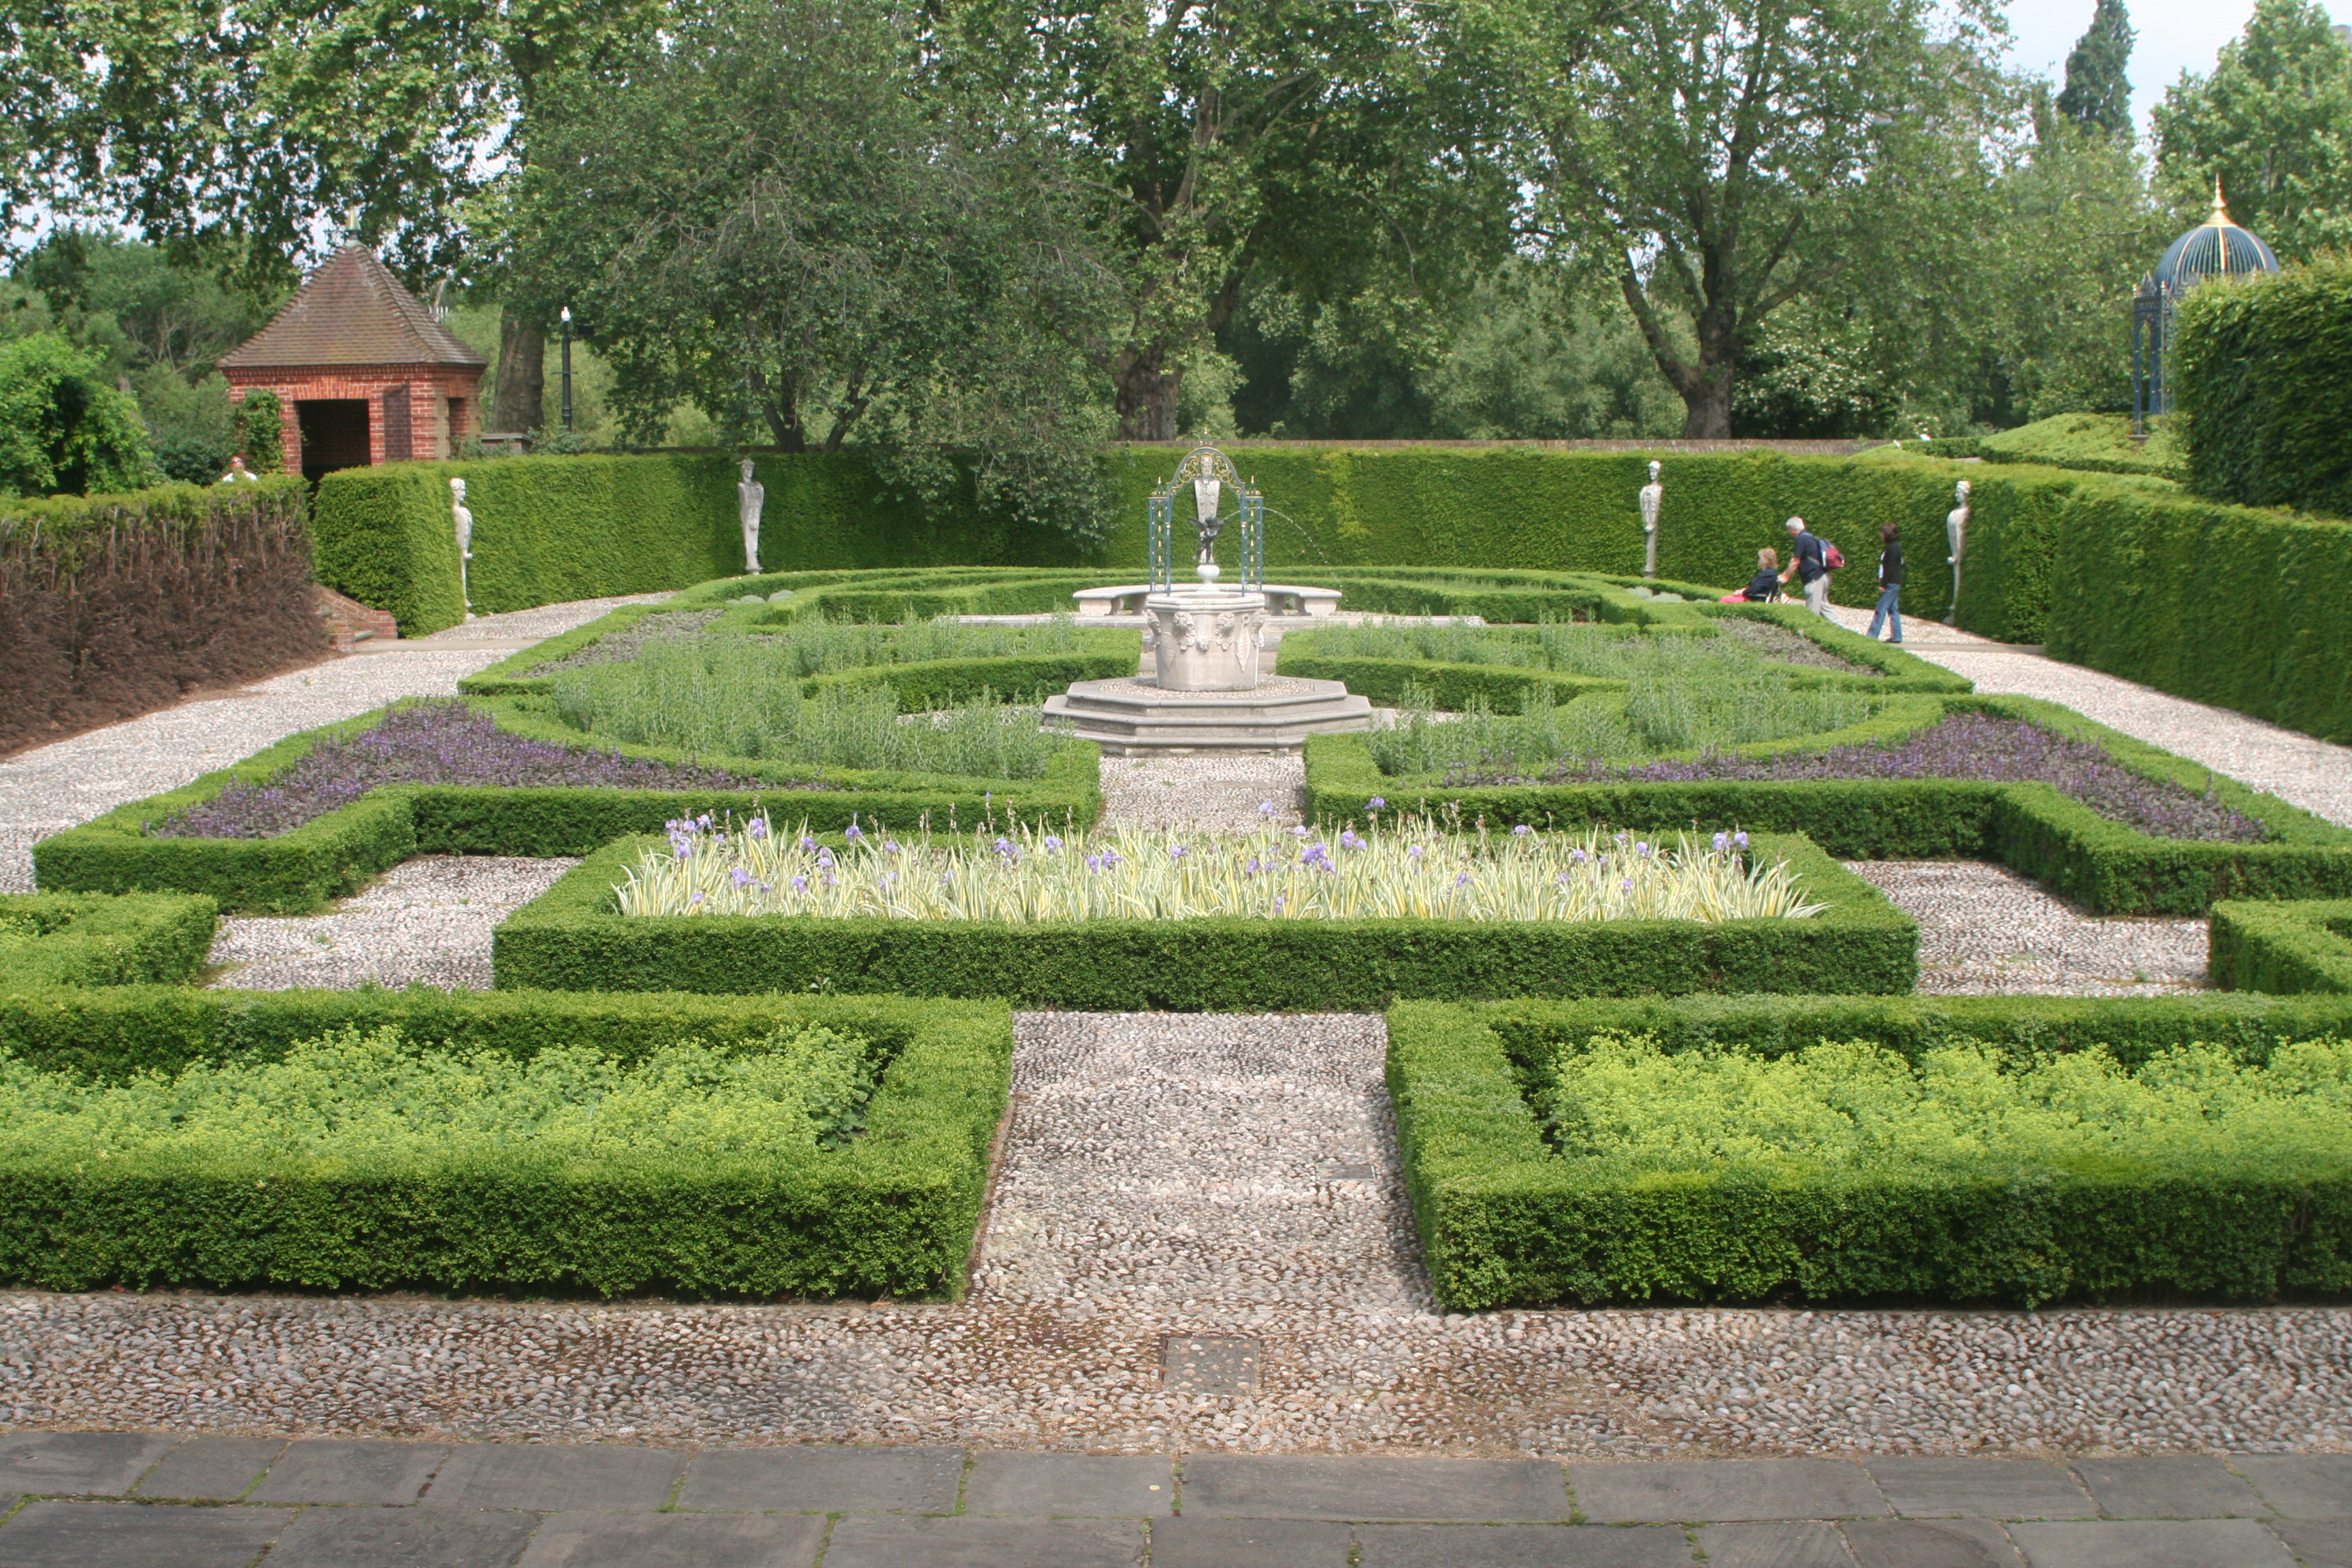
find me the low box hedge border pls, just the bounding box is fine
[1305,694,2352,915]
[1388,995,2352,1311]
[2210,899,2352,995]
[491,831,1917,1009]
[0,893,219,987]
[32,700,1102,915]
[0,986,1011,1301]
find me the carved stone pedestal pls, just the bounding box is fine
[1143,589,1267,691]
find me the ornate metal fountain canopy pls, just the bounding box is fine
[1149,445,1264,593]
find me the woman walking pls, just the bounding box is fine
[1866,522,1904,643]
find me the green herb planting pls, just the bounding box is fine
[0,1021,882,1164]
[1369,684,1887,776]
[553,637,1064,777]
[617,812,1825,924]
[1536,1031,2352,1173]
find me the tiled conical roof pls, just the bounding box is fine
[220,246,487,370]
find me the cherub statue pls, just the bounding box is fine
[1639,460,1663,578]
[738,459,765,574]
[451,477,474,621]
[1192,474,1225,576]
[1943,478,1971,627]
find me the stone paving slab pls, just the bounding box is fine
[129,1433,284,1499]
[1181,1453,1569,1521]
[2004,1516,2299,1567]
[0,1431,176,1494]
[2067,1455,2268,1519]
[2234,1454,2352,1517]
[1146,1516,1352,1567]
[820,1512,1145,1567]
[2272,1518,2352,1568]
[517,1509,826,1568]
[1569,1458,1890,1522]
[246,1438,451,1505]
[1354,1522,1695,1566]
[1868,1457,2091,1520]
[260,1503,542,1568]
[674,1444,964,1514]
[0,1499,289,1568]
[964,1450,1174,1516]
[423,1441,686,1512]
[1844,1516,2027,1567]
[1695,1519,1853,1567]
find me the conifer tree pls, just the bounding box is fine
[2057,0,2136,137]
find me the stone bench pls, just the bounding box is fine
[1073,585,1341,618]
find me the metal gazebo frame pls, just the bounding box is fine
[1148,445,1264,595]
[2131,273,2171,436]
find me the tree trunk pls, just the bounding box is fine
[1679,374,1734,438]
[1113,348,1181,441]
[492,312,546,436]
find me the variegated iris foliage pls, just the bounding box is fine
[614,811,1827,924]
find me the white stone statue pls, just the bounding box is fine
[450,477,474,621]
[738,459,765,574]
[1639,460,1663,578]
[1192,474,1225,580]
[1943,478,1970,627]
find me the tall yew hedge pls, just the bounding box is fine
[2174,258,2352,519]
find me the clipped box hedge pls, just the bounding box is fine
[1388,994,2352,1311]
[33,700,1102,915]
[492,831,1916,1009]
[2210,898,2352,995]
[0,985,1010,1300]
[0,892,218,987]
[1305,693,2352,916]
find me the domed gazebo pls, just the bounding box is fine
[2132,180,2280,429]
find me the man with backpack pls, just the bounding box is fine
[1778,516,1840,619]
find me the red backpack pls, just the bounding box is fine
[1820,540,1846,570]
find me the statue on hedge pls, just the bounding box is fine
[1639,460,1663,578]
[1943,478,1970,627]
[738,459,764,574]
[450,477,475,623]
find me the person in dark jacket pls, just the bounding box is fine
[1743,548,1781,602]
[1866,522,1904,642]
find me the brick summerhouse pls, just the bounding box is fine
[220,246,487,482]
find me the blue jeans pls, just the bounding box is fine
[1866,585,1902,642]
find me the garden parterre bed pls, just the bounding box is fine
[2210,898,2352,995]
[493,830,1916,1009]
[0,986,1009,1299]
[1390,994,2352,1311]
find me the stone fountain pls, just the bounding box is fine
[1042,446,1370,753]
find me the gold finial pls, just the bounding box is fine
[2210,175,2234,227]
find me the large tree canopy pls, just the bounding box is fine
[2056,0,2135,139]
[926,0,1510,439]
[2153,0,2352,258]
[1489,0,2008,437]
[511,0,1120,538]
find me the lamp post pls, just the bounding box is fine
[559,307,574,434]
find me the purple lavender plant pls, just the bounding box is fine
[157,701,803,839]
[1438,713,2268,844]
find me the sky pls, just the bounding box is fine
[2004,0,2339,135]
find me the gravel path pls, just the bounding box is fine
[4,1009,2349,1458]
[1846,861,2209,996]
[208,857,578,991]
[1823,604,2352,828]
[0,594,666,894]
[1098,754,1305,832]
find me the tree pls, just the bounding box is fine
[512,0,1120,538]
[2153,0,2352,258]
[927,0,1511,439]
[2056,0,2134,138]
[1490,0,2009,436]
[0,334,157,497]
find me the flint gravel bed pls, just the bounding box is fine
[1098,753,1305,832]
[0,594,665,894]
[1711,615,1874,674]
[1823,604,2352,828]
[1844,860,2207,996]
[207,856,578,991]
[4,1010,2351,1458]
[526,609,726,674]
[413,593,676,642]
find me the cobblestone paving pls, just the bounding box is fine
[1846,861,2210,996]
[208,856,578,990]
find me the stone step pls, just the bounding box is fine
[1043,676,1372,754]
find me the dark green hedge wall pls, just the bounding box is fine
[318,446,2352,740]
[2209,898,2352,994]
[2174,258,2352,520]
[0,893,218,987]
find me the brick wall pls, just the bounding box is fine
[225,365,485,474]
